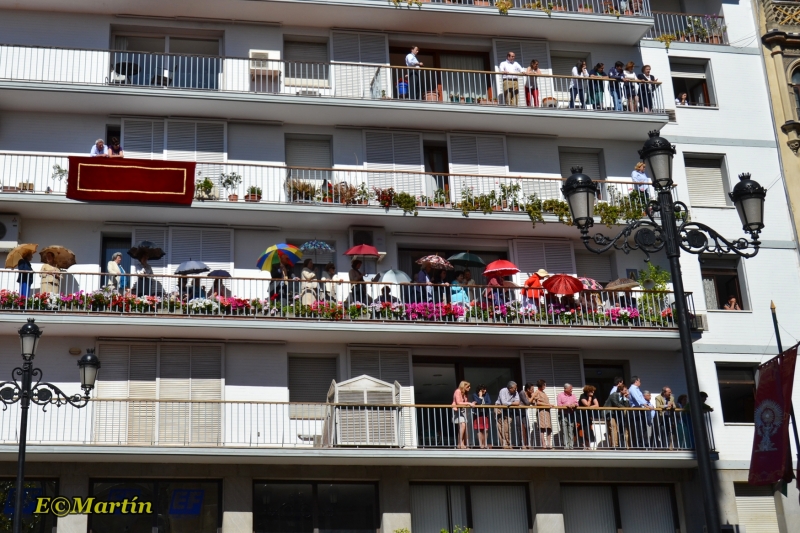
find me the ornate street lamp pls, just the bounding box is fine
[0,319,100,533]
[562,130,766,533]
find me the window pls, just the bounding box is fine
[285,135,332,181]
[670,59,715,106]
[716,364,756,423]
[287,356,337,403]
[558,150,604,185]
[114,35,219,56]
[90,479,221,533]
[284,39,329,83]
[253,482,378,533]
[734,484,780,533]
[410,484,530,533]
[0,479,58,533]
[684,156,729,208]
[792,68,800,119]
[700,255,747,310]
[561,484,679,533]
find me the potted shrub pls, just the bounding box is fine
[354,183,372,205]
[433,188,449,208]
[195,176,217,201]
[335,182,358,204]
[51,163,68,190]
[245,186,262,202]
[374,187,395,208]
[500,182,521,211]
[285,178,317,202]
[578,3,593,12]
[394,191,419,215]
[219,171,242,202]
[459,184,475,217]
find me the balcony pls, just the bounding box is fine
[0,152,675,227]
[0,400,706,464]
[0,46,667,138]
[0,270,691,332]
[644,12,729,45]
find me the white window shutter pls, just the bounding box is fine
[95,344,130,444]
[190,345,222,444]
[158,344,191,443]
[350,349,410,386]
[684,158,727,207]
[284,41,329,63]
[512,239,574,276]
[358,34,388,64]
[288,356,338,403]
[196,122,226,163]
[552,353,583,390]
[494,39,550,72]
[169,228,203,273]
[365,131,423,194]
[575,253,612,283]
[543,241,576,274]
[127,344,157,444]
[132,228,168,275]
[477,136,507,176]
[512,240,544,275]
[559,152,602,181]
[166,121,196,161]
[522,351,582,409]
[152,121,165,159]
[122,119,165,160]
[201,229,234,273]
[350,349,381,380]
[331,32,361,62]
[286,138,333,169]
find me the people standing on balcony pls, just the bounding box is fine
[106,252,126,294]
[433,268,450,304]
[637,65,657,113]
[135,255,154,296]
[643,390,656,446]
[415,262,433,303]
[519,383,539,449]
[484,275,505,306]
[321,262,339,301]
[608,61,625,111]
[405,46,424,100]
[16,250,34,298]
[588,63,606,110]
[522,269,547,310]
[631,161,650,201]
[348,259,366,304]
[627,376,653,448]
[495,381,521,449]
[452,381,476,449]
[557,384,578,449]
[579,385,599,449]
[654,386,676,449]
[609,376,624,395]
[376,286,399,305]
[525,59,542,107]
[604,385,630,448]
[472,384,492,449]
[300,258,318,306]
[676,92,689,106]
[90,138,109,157]
[270,258,296,302]
[39,251,61,294]
[499,52,524,106]
[451,271,470,307]
[531,380,553,449]
[108,137,124,158]
[622,61,639,112]
[569,60,589,109]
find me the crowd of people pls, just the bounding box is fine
[447,378,712,450]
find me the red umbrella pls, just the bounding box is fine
[543,274,584,295]
[483,259,520,278]
[344,244,380,257]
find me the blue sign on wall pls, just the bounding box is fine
[108,488,143,514]
[3,489,42,516]
[168,489,204,516]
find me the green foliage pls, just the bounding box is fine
[433,188,448,205]
[496,0,513,14]
[637,263,671,292]
[219,171,243,193]
[475,191,497,214]
[247,185,262,196]
[196,176,215,195]
[394,191,419,216]
[459,184,475,217]
[394,529,411,533]
[355,182,372,203]
[51,163,68,182]
[440,527,471,533]
[542,198,572,224]
[524,194,544,228]
[500,182,522,208]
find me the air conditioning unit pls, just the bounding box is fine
[348,226,387,262]
[326,375,399,446]
[0,214,21,251]
[248,49,280,80]
[692,312,709,331]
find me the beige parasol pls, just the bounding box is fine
[5,243,38,269]
[39,245,77,269]
[605,278,640,291]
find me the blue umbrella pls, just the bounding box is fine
[300,240,335,253]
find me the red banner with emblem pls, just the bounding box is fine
[66,157,195,205]
[748,345,797,485]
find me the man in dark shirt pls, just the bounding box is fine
[608,61,625,111]
[604,385,630,448]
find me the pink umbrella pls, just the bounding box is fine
[483,259,520,278]
[416,255,454,270]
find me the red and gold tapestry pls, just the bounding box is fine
[66,157,195,205]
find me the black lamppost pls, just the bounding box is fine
[0,318,100,533]
[561,131,766,533]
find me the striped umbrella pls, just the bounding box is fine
[416,255,454,271]
[579,277,603,291]
[256,244,303,270]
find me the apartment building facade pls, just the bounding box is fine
[0,0,798,532]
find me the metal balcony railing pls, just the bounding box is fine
[0,270,692,330]
[0,152,677,222]
[644,12,728,44]
[0,45,665,113]
[385,0,652,17]
[1,400,712,452]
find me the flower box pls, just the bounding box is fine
[245,194,262,202]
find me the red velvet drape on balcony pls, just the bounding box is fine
[66,157,196,205]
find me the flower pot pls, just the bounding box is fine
[709,36,721,44]
[2,186,19,193]
[425,91,439,101]
[228,194,239,202]
[323,197,333,203]
[245,194,262,202]
[474,0,490,5]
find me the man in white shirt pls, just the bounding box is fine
[405,46,423,100]
[499,51,524,106]
[90,139,109,157]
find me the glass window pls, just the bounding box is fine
[700,256,746,311]
[0,479,58,533]
[716,365,756,423]
[410,484,530,533]
[670,60,714,106]
[253,482,377,533]
[90,480,220,533]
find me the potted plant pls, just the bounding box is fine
[394,191,419,215]
[219,171,242,202]
[552,0,566,11]
[499,182,521,210]
[459,184,475,217]
[354,182,372,205]
[433,188,449,208]
[50,163,68,190]
[195,176,217,200]
[578,3,593,12]
[285,178,317,202]
[245,185,262,202]
[335,182,358,204]
[496,0,513,14]
[374,187,396,208]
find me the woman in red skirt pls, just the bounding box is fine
[472,384,492,448]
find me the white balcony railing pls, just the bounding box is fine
[0,152,676,224]
[380,0,652,17]
[0,45,665,113]
[0,270,693,330]
[0,400,709,452]
[644,12,728,44]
